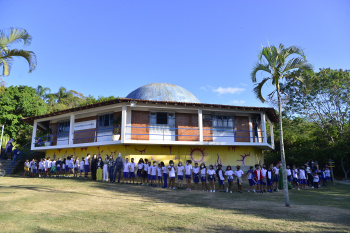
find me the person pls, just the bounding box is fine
[306,164,313,187]
[129,158,136,184]
[91,154,98,180]
[216,164,225,192]
[177,161,184,189]
[96,157,104,181]
[292,165,299,190]
[84,154,91,179]
[62,158,66,177]
[225,165,234,193]
[142,159,149,185]
[51,158,56,177]
[56,158,61,177]
[185,160,192,190]
[108,155,115,182]
[38,159,44,178]
[147,161,152,186]
[273,164,280,192]
[254,164,263,193]
[266,167,273,192]
[23,159,29,177]
[235,165,244,193]
[151,161,158,187]
[207,165,216,192]
[122,158,130,184]
[261,164,267,192]
[47,157,52,178]
[325,167,331,183]
[113,152,123,183]
[299,166,307,190]
[320,168,326,187]
[313,172,319,189]
[200,163,208,191]
[74,157,79,178]
[286,166,292,185]
[32,160,37,177]
[161,161,168,188]
[6,142,13,160]
[80,157,85,178]
[136,158,144,184]
[103,155,109,182]
[168,160,176,189]
[70,156,75,177]
[247,166,256,193]
[192,162,200,191]
[157,163,163,187]
[65,156,70,177]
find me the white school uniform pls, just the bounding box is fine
[207,169,215,175]
[185,165,192,175]
[313,175,319,182]
[80,161,85,171]
[47,160,52,169]
[84,157,89,165]
[299,170,306,179]
[168,166,176,178]
[143,163,149,173]
[123,162,130,172]
[137,163,143,170]
[192,167,200,174]
[162,166,167,174]
[151,166,157,176]
[177,166,184,176]
[39,161,43,170]
[261,168,267,178]
[218,170,225,181]
[293,169,298,178]
[234,170,244,177]
[130,162,136,172]
[157,167,162,177]
[225,170,234,181]
[147,165,152,175]
[286,169,292,176]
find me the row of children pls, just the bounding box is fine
[286,165,332,190]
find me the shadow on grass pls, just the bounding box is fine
[4,175,350,230]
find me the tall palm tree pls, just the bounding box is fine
[0,28,37,77]
[251,43,313,207]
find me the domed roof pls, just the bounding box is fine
[126,83,200,103]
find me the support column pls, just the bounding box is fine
[198,109,203,142]
[69,114,75,145]
[248,115,253,143]
[121,105,127,142]
[261,112,267,144]
[31,121,38,150]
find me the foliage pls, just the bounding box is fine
[1,134,19,150]
[0,28,37,77]
[0,86,47,146]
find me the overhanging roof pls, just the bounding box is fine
[23,97,279,125]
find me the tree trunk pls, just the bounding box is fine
[277,87,290,207]
[341,157,349,180]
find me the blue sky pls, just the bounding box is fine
[1,0,349,107]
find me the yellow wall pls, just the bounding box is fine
[45,145,264,169]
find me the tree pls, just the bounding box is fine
[0,85,47,145]
[251,43,313,206]
[0,28,37,77]
[36,85,51,99]
[282,68,350,178]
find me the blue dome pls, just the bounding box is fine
[126,83,200,103]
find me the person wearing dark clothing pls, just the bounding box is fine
[113,153,124,183]
[91,154,98,180]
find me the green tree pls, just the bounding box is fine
[36,85,51,99]
[0,85,47,145]
[251,43,313,206]
[282,68,350,178]
[0,28,37,77]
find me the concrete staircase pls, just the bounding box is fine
[1,150,39,175]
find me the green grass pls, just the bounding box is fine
[1,175,350,232]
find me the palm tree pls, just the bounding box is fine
[36,85,51,99]
[0,28,37,77]
[251,43,313,207]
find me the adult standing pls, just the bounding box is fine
[96,157,104,181]
[103,155,109,182]
[108,155,115,182]
[113,153,124,183]
[91,154,98,180]
[5,140,13,160]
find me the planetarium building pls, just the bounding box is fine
[24,83,277,169]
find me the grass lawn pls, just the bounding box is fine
[1,175,350,232]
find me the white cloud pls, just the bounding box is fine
[230,100,246,105]
[213,86,245,95]
[239,82,248,86]
[200,86,207,91]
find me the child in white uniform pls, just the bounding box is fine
[192,163,200,191]
[207,165,216,193]
[129,158,136,184]
[235,165,244,193]
[177,162,184,189]
[168,160,176,189]
[225,165,234,193]
[185,160,192,191]
[151,161,158,187]
[80,158,85,178]
[200,163,208,191]
[123,159,130,184]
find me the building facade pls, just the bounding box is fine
[24,83,278,169]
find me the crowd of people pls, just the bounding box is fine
[23,154,333,193]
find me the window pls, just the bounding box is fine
[58,120,70,137]
[212,115,234,128]
[150,112,175,126]
[98,113,113,128]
